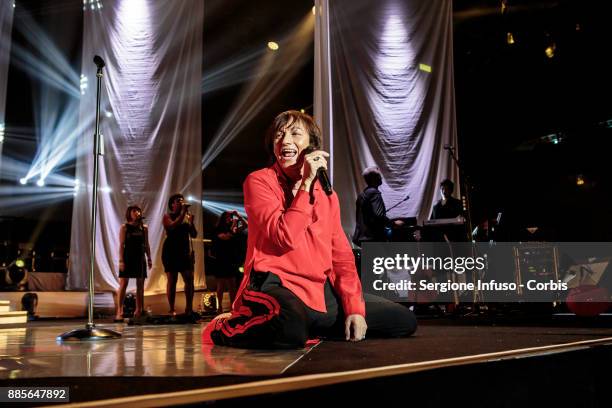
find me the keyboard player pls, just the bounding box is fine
[428,179,466,242]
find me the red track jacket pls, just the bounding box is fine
[233,163,365,317]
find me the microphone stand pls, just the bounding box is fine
[386,195,410,212]
[445,146,473,241]
[58,57,121,341]
[445,146,485,308]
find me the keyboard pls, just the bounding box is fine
[423,216,465,226]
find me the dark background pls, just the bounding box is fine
[2,0,612,263]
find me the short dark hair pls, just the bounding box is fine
[167,193,184,211]
[362,166,382,187]
[21,292,38,315]
[264,110,323,162]
[125,205,142,222]
[440,179,454,191]
[216,211,233,233]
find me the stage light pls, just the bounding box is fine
[36,179,45,187]
[0,123,5,144]
[104,110,113,118]
[312,6,316,15]
[267,41,279,51]
[576,175,585,186]
[545,43,556,59]
[506,32,515,45]
[300,109,305,113]
[81,0,103,11]
[4,260,28,290]
[541,133,562,145]
[19,178,27,185]
[80,74,88,95]
[188,195,196,202]
[419,63,432,73]
[20,95,85,186]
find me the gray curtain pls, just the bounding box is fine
[0,1,14,171]
[68,0,204,293]
[315,0,459,235]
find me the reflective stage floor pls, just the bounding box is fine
[1,319,612,406]
[0,321,315,379]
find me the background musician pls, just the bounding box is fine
[429,179,466,242]
[352,166,403,247]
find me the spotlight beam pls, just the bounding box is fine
[196,12,315,182]
[202,199,246,217]
[202,46,268,94]
[10,10,80,96]
[0,190,75,214]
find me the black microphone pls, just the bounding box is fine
[304,146,332,195]
[317,167,332,196]
[93,55,106,69]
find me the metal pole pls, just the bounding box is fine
[86,67,103,330]
[58,57,120,341]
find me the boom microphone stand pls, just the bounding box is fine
[58,56,121,341]
[444,145,473,240]
[444,145,485,307]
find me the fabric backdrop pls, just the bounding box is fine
[0,1,14,172]
[314,0,459,235]
[68,0,204,293]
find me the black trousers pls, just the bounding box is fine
[209,272,417,349]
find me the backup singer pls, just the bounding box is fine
[202,110,416,348]
[115,205,152,322]
[162,194,197,317]
[210,210,248,313]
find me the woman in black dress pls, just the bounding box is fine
[115,205,152,321]
[162,194,197,316]
[210,210,248,313]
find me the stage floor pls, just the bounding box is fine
[0,321,315,378]
[1,318,612,406]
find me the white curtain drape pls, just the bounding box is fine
[314,0,459,234]
[68,0,204,293]
[0,1,14,171]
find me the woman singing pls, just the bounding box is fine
[210,210,248,313]
[203,110,416,348]
[162,194,197,317]
[115,205,152,322]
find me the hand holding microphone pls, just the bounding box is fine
[303,146,332,195]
